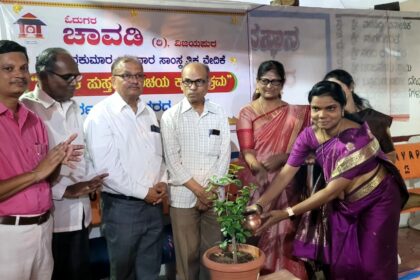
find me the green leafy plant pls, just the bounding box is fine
[206,163,256,263]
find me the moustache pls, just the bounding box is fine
[10,78,28,84]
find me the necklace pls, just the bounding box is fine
[258,97,282,120]
[258,97,269,119]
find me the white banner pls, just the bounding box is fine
[0,2,250,120]
[1,3,420,136]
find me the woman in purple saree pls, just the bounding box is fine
[250,81,408,279]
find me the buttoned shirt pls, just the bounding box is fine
[0,101,51,216]
[161,98,231,208]
[84,92,166,199]
[21,86,93,232]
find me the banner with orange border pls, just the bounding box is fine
[0,1,249,118]
[30,72,237,96]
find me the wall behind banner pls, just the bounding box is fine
[249,6,420,138]
[1,2,420,137]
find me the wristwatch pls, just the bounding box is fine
[286,207,296,220]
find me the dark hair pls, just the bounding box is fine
[308,80,362,123]
[308,80,346,106]
[35,48,70,73]
[323,69,371,110]
[0,40,28,61]
[253,60,285,100]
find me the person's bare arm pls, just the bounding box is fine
[243,149,269,187]
[64,173,109,198]
[0,143,67,201]
[262,153,289,172]
[184,178,213,207]
[255,163,300,208]
[256,176,351,234]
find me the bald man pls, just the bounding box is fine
[161,63,231,280]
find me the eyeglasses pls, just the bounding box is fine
[47,70,82,84]
[114,73,146,82]
[258,78,283,86]
[181,79,207,87]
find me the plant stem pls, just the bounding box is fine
[232,235,238,263]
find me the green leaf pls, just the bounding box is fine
[209,163,258,258]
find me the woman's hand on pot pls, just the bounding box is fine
[245,203,263,215]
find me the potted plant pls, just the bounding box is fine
[202,164,266,280]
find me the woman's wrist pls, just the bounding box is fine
[285,207,296,220]
[250,161,264,172]
[255,202,263,214]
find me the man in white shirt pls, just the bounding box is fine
[21,48,108,280]
[161,62,231,280]
[84,56,167,280]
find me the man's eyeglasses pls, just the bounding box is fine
[114,73,146,82]
[181,79,207,88]
[258,78,283,86]
[47,70,83,84]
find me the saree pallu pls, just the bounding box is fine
[293,202,331,265]
[236,104,310,278]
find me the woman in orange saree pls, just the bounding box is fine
[236,60,311,278]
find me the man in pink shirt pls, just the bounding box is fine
[0,40,81,280]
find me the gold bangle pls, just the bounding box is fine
[255,202,263,213]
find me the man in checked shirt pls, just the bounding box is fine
[161,62,231,280]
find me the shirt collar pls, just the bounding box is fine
[111,92,146,115]
[180,98,193,113]
[0,101,30,124]
[180,98,217,115]
[30,85,77,112]
[0,102,7,116]
[32,85,57,109]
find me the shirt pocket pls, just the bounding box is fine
[208,134,222,156]
[150,130,163,156]
[32,143,48,163]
